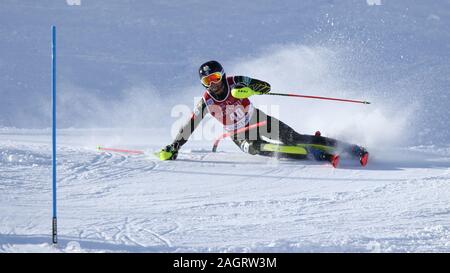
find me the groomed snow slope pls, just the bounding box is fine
[1,129,449,252]
[1,0,450,253]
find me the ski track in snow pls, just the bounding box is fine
[1,131,449,253]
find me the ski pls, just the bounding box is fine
[360,151,369,167]
[351,145,369,167]
[260,143,340,168]
[326,153,340,168]
[260,143,308,155]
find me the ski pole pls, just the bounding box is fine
[266,92,371,104]
[97,146,144,155]
[212,121,267,152]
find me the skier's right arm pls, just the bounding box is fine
[157,99,207,160]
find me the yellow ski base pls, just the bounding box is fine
[261,144,308,155]
[261,143,336,155]
[297,144,335,154]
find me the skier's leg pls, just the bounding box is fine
[231,137,309,159]
[279,122,366,157]
[231,137,270,156]
[250,109,323,145]
[253,108,365,157]
[231,124,300,158]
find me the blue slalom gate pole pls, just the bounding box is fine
[51,25,57,245]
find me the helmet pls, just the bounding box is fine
[199,60,226,88]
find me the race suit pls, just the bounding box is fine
[171,76,358,158]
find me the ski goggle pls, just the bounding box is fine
[201,72,223,87]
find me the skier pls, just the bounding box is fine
[157,60,368,167]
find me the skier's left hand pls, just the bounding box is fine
[231,87,262,99]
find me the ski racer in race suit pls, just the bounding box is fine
[158,60,368,165]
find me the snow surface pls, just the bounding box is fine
[1,129,449,253]
[1,0,450,252]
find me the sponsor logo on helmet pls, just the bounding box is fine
[202,65,211,75]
